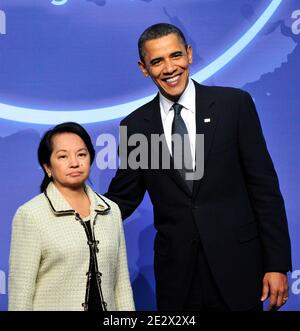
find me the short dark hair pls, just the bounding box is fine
[138,23,187,62]
[38,122,95,192]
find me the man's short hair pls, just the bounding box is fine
[138,23,187,62]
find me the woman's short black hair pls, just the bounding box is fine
[38,122,95,192]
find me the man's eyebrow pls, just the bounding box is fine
[171,51,183,56]
[150,57,163,65]
[149,50,184,65]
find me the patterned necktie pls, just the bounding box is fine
[171,103,193,191]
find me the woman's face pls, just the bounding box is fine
[44,132,91,189]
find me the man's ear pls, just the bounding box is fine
[138,61,149,78]
[187,45,193,65]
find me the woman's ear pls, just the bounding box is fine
[43,164,52,178]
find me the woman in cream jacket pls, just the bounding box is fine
[8,122,135,311]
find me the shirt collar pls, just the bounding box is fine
[159,78,195,115]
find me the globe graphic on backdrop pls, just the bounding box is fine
[0,0,283,121]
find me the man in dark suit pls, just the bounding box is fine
[105,23,292,311]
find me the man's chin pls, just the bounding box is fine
[160,89,182,102]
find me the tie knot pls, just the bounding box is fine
[172,103,183,116]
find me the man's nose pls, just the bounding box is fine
[163,59,176,74]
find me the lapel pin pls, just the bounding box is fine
[204,118,211,123]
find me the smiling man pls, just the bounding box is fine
[138,32,192,101]
[106,23,292,311]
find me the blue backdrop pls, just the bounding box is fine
[0,0,299,310]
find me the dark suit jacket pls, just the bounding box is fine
[105,81,292,310]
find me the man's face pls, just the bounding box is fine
[139,33,192,102]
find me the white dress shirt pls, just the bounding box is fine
[159,79,196,168]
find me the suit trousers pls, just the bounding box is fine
[183,240,263,311]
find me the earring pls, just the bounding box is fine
[47,172,52,178]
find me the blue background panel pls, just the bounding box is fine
[0,0,299,310]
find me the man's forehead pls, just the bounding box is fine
[144,33,183,46]
[143,34,185,54]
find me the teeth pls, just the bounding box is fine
[166,76,179,83]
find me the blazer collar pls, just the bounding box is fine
[44,182,110,217]
[143,81,217,131]
[143,94,161,125]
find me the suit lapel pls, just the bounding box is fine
[192,81,218,198]
[143,95,192,197]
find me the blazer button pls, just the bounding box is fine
[192,204,199,210]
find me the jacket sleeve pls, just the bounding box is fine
[8,206,41,311]
[113,206,135,311]
[105,119,146,220]
[238,90,292,272]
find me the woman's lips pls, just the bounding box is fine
[68,172,82,177]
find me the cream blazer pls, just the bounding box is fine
[8,182,135,311]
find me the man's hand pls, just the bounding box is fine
[261,272,289,311]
